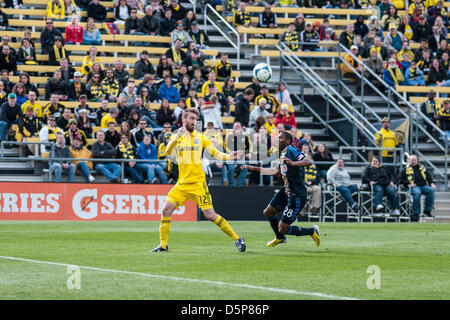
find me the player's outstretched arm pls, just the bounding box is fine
[282,156,312,167]
[241,165,279,176]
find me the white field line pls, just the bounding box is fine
[0,255,362,300]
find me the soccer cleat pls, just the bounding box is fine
[266,236,288,247]
[310,225,320,247]
[234,237,246,252]
[151,245,168,252]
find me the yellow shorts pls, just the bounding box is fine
[167,182,213,211]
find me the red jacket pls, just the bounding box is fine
[274,111,296,128]
[65,24,84,44]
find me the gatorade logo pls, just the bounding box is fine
[72,189,98,220]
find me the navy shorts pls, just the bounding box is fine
[269,189,307,225]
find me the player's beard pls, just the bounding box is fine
[185,122,195,132]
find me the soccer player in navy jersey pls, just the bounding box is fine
[242,131,320,247]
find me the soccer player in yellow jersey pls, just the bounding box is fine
[152,108,246,252]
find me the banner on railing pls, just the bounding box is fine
[0,182,197,221]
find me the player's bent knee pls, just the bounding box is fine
[263,206,276,218]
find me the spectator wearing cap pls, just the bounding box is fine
[189,21,210,50]
[141,5,160,36]
[294,13,305,33]
[65,15,83,46]
[68,72,87,101]
[48,36,69,66]
[249,98,269,127]
[0,46,17,76]
[100,107,119,129]
[274,104,296,128]
[0,92,22,141]
[258,5,278,38]
[340,45,363,82]
[16,104,41,149]
[76,108,93,138]
[65,117,88,147]
[134,51,156,80]
[385,23,406,52]
[171,20,192,48]
[82,17,101,46]
[87,0,107,22]
[381,5,401,31]
[41,19,62,54]
[413,14,432,43]
[46,0,65,21]
[300,21,321,67]
[374,117,399,176]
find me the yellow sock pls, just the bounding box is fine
[159,217,171,249]
[214,214,240,241]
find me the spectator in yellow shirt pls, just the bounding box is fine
[100,107,119,129]
[46,0,65,21]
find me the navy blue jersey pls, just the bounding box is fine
[279,146,307,197]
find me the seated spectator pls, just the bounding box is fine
[258,5,277,37]
[293,13,305,33]
[39,114,63,153]
[384,58,407,87]
[365,48,385,89]
[339,24,355,50]
[87,62,104,83]
[0,9,13,32]
[0,93,22,142]
[101,107,119,129]
[312,143,334,181]
[281,23,301,52]
[156,55,173,80]
[397,40,415,62]
[182,49,204,79]
[65,118,88,147]
[48,36,69,66]
[408,0,424,15]
[141,5,160,36]
[204,83,229,116]
[12,83,27,106]
[128,108,140,129]
[105,121,120,147]
[69,136,95,183]
[0,46,17,76]
[119,78,137,108]
[399,14,414,41]
[68,71,87,101]
[438,100,450,143]
[57,107,73,131]
[82,47,101,76]
[405,60,425,87]
[45,69,69,100]
[369,36,389,61]
[320,18,338,41]
[92,130,121,183]
[159,8,176,37]
[136,134,168,183]
[428,58,450,89]
[148,0,163,19]
[17,38,37,65]
[64,0,79,18]
[101,68,120,102]
[46,0,65,21]
[232,1,251,28]
[134,51,156,80]
[59,58,75,84]
[362,156,400,215]
[176,75,190,99]
[76,108,93,138]
[40,19,62,54]
[86,73,104,102]
[399,154,437,221]
[214,53,232,81]
[166,39,187,70]
[182,9,196,32]
[429,24,445,52]
[114,60,130,91]
[158,76,180,103]
[327,158,359,210]
[421,90,441,139]
[275,81,293,111]
[156,98,176,126]
[21,91,43,121]
[114,0,131,30]
[169,0,186,22]
[434,16,448,40]
[255,85,279,113]
[413,14,432,42]
[249,98,269,127]
[116,134,144,183]
[83,18,101,46]
[437,39,449,61]
[125,7,144,36]
[234,88,254,128]
[189,21,210,50]
[340,45,363,82]
[95,100,109,126]
[381,5,401,31]
[18,73,38,97]
[385,24,406,53]
[131,116,155,144]
[87,0,107,22]
[301,143,321,215]
[354,15,368,39]
[171,20,192,48]
[65,15,83,45]
[43,93,65,120]
[416,48,432,76]
[15,105,41,153]
[50,133,76,182]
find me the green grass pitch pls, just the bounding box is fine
[0,221,449,300]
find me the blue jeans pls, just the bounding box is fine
[0,120,8,140]
[95,163,121,181]
[226,163,247,186]
[125,165,144,183]
[82,39,101,46]
[50,162,75,182]
[304,48,321,67]
[77,161,92,183]
[135,162,168,183]
[209,162,228,185]
[373,184,399,209]
[336,184,358,206]
[440,130,450,145]
[411,185,435,214]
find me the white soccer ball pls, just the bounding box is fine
[252,63,272,82]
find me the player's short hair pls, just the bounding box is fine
[280,131,293,144]
[182,108,200,119]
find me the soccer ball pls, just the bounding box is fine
[252,63,272,82]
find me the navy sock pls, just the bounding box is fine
[268,215,285,239]
[287,226,314,236]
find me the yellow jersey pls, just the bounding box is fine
[375,128,399,158]
[21,101,43,119]
[100,114,116,129]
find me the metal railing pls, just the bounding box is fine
[204,3,240,70]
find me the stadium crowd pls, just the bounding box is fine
[0,0,441,219]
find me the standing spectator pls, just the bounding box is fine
[258,5,277,38]
[92,130,121,183]
[224,121,252,186]
[354,15,369,38]
[136,134,168,183]
[274,104,296,128]
[281,23,301,51]
[374,117,399,176]
[46,0,65,21]
[48,36,69,66]
[362,156,400,215]
[40,19,62,54]
[45,69,69,100]
[234,88,254,128]
[50,133,76,182]
[134,51,156,79]
[421,90,441,140]
[83,17,101,45]
[438,100,450,143]
[68,71,87,101]
[301,144,321,215]
[313,143,334,181]
[69,136,95,183]
[116,134,144,183]
[87,0,107,22]
[275,82,293,111]
[327,158,359,210]
[17,38,37,65]
[214,53,232,80]
[141,5,160,36]
[169,0,186,22]
[0,46,17,76]
[399,154,437,221]
[0,93,22,142]
[65,15,83,45]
